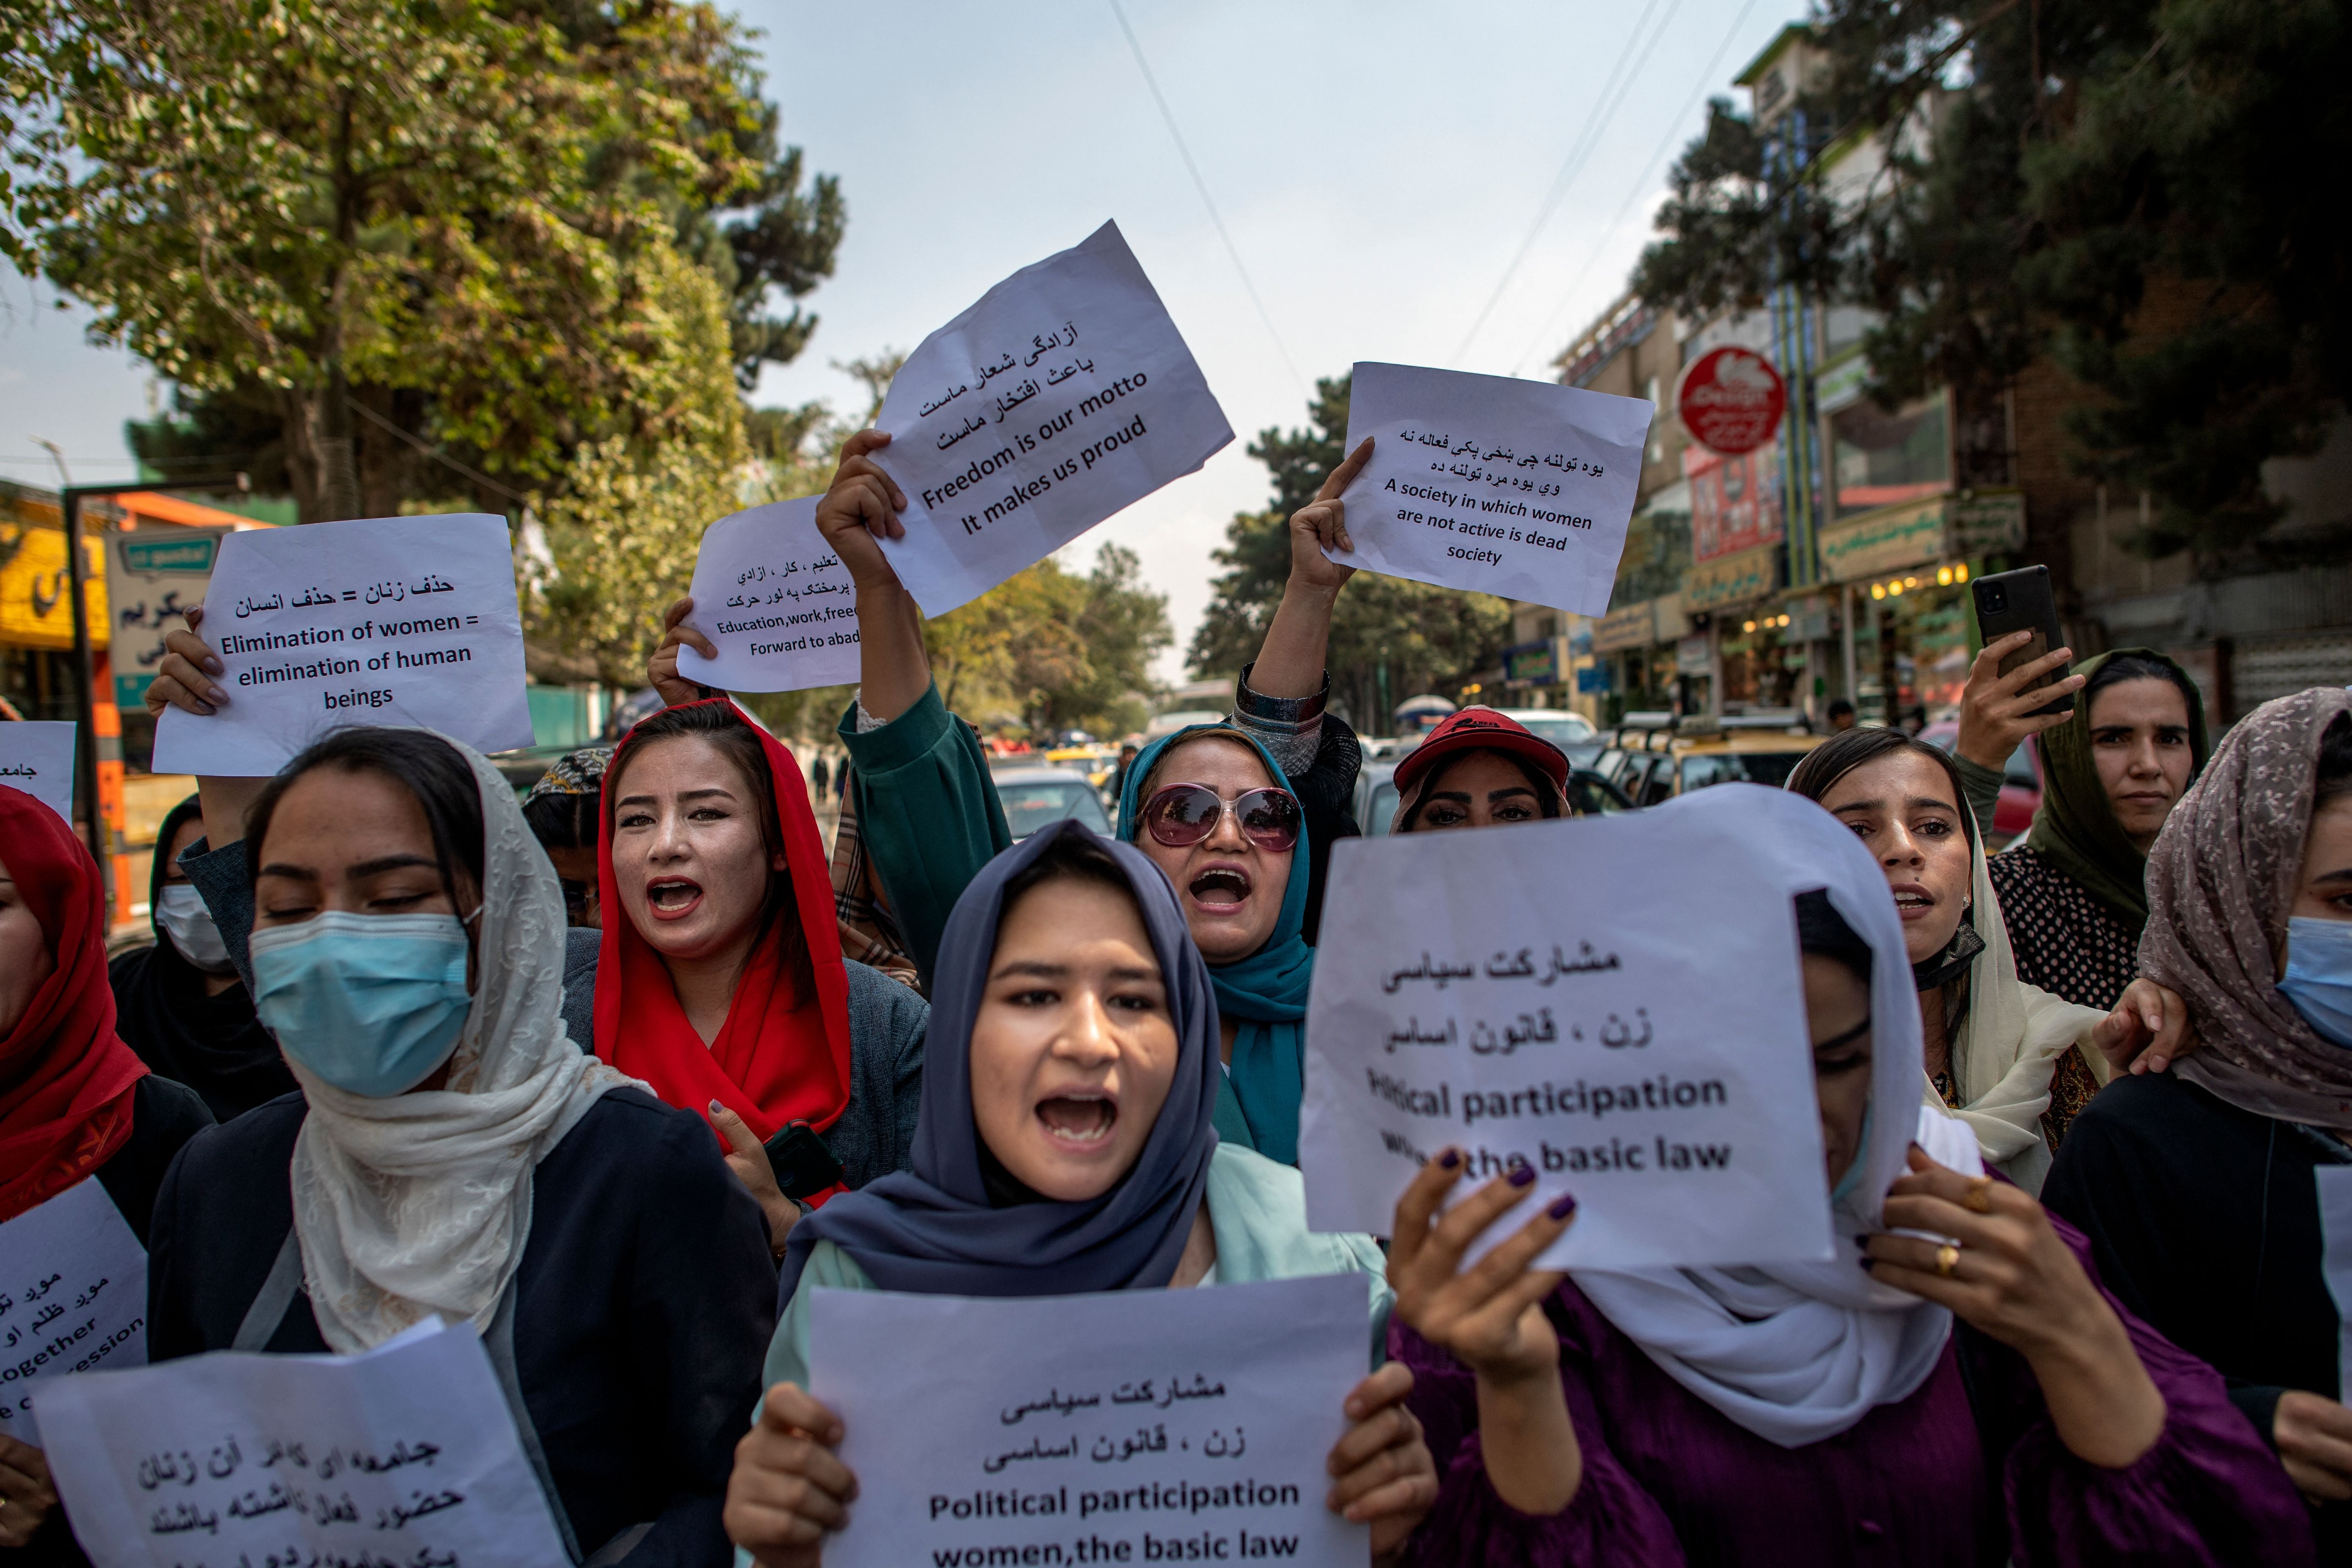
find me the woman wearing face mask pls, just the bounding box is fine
[1950,646,2210,1146]
[666,432,1368,997]
[2044,690,2352,1549]
[107,793,294,1122]
[1379,803,2310,1566]
[0,788,212,1557]
[723,822,1436,1567]
[145,727,776,1565]
[590,699,929,1244]
[1785,728,2180,1192]
[1387,708,1571,832]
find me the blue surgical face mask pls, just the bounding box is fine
[250,911,474,1096]
[2278,916,2352,1048]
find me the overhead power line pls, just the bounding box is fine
[1510,0,1765,378]
[1108,0,1308,397]
[1448,0,1686,368]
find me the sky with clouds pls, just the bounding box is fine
[0,0,1787,680]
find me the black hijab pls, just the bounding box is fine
[105,794,294,1121]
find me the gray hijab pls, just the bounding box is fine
[777,819,1222,1305]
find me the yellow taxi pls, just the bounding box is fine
[1043,745,1119,793]
[1592,710,1826,808]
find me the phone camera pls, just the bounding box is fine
[1982,585,2008,612]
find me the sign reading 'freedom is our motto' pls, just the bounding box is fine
[868,220,1234,615]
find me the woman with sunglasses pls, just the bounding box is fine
[682,431,1375,1162]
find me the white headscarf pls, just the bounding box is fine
[286,732,634,1353]
[1573,786,1985,1449]
[1930,812,2108,1193]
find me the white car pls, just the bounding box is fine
[1490,708,1596,747]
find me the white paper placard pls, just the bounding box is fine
[809,1274,1367,1568]
[0,1177,147,1446]
[34,1318,570,1568]
[151,514,534,776]
[1299,786,1834,1271]
[673,497,860,692]
[2318,1166,2352,1405]
[868,220,1234,614]
[1334,361,1652,614]
[0,720,76,823]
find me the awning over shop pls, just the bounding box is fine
[1818,489,2026,583]
[1683,543,1782,612]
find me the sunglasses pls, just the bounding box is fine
[1140,783,1301,853]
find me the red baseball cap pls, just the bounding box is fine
[1391,707,1571,801]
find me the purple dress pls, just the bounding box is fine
[1394,1217,2312,1566]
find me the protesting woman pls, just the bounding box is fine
[107,792,294,1122]
[2043,688,2352,1554]
[145,621,930,1254]
[1388,707,1571,831]
[723,822,1436,1566]
[1785,728,2171,1191]
[0,788,212,1556]
[1951,640,2210,1143]
[1381,798,2310,1566]
[145,727,776,1566]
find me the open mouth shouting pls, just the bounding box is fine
[645,876,705,922]
[1889,882,1937,922]
[1036,1090,1118,1152]
[1185,862,1254,915]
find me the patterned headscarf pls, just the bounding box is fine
[2146,687,2352,1128]
[522,746,612,806]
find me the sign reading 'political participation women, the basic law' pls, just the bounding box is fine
[676,497,861,693]
[868,220,1233,615]
[1335,362,1652,615]
[151,514,534,776]
[1298,785,1838,1273]
[811,1274,1368,1568]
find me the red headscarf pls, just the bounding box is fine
[0,787,149,1222]
[592,701,854,1150]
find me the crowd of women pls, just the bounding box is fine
[0,429,2346,1565]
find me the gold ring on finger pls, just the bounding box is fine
[1934,1244,1961,1279]
[1964,1176,1994,1214]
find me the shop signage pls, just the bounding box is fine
[1948,489,2026,557]
[104,527,231,711]
[1686,441,1784,562]
[1818,497,1948,583]
[1682,543,1782,612]
[1813,354,1871,415]
[0,523,105,652]
[1591,598,1658,654]
[1577,664,1612,693]
[1676,633,1712,676]
[1503,638,1560,684]
[1676,346,1786,455]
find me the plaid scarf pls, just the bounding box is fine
[829,767,922,990]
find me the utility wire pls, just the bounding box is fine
[1108,0,1308,397]
[346,397,531,506]
[1510,0,1765,378]
[1448,0,1685,367]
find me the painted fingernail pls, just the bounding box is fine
[1508,1164,1536,1188]
[204,656,224,674]
[1546,1193,1577,1220]
[193,701,215,716]
[1858,1258,1875,1271]
[1852,1233,1871,1250]
[209,687,229,704]
[1438,1149,1461,1169]
[709,1099,726,1115]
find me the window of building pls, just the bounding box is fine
[1831,390,1949,517]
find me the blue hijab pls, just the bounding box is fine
[1116,724,1315,1163]
[778,820,1221,1305]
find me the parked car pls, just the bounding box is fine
[1919,720,2042,844]
[1351,760,1631,835]
[986,765,1115,839]
[1490,708,1597,748]
[1598,712,1826,807]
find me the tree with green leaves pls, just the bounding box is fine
[5,0,842,524]
[1189,374,1511,730]
[1633,0,2352,575]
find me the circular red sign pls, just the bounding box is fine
[1676,346,1786,455]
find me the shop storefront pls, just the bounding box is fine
[1590,593,1696,719]
[1817,490,2026,725]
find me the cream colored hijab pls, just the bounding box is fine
[286,733,634,1352]
[1929,828,2107,1193]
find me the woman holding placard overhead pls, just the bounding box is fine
[144,615,931,1257]
[0,787,212,1555]
[723,821,1436,1565]
[142,726,776,1565]
[1379,805,2310,1565]
[645,431,1373,1165]
[1783,727,2186,1192]
[2044,690,2352,1553]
